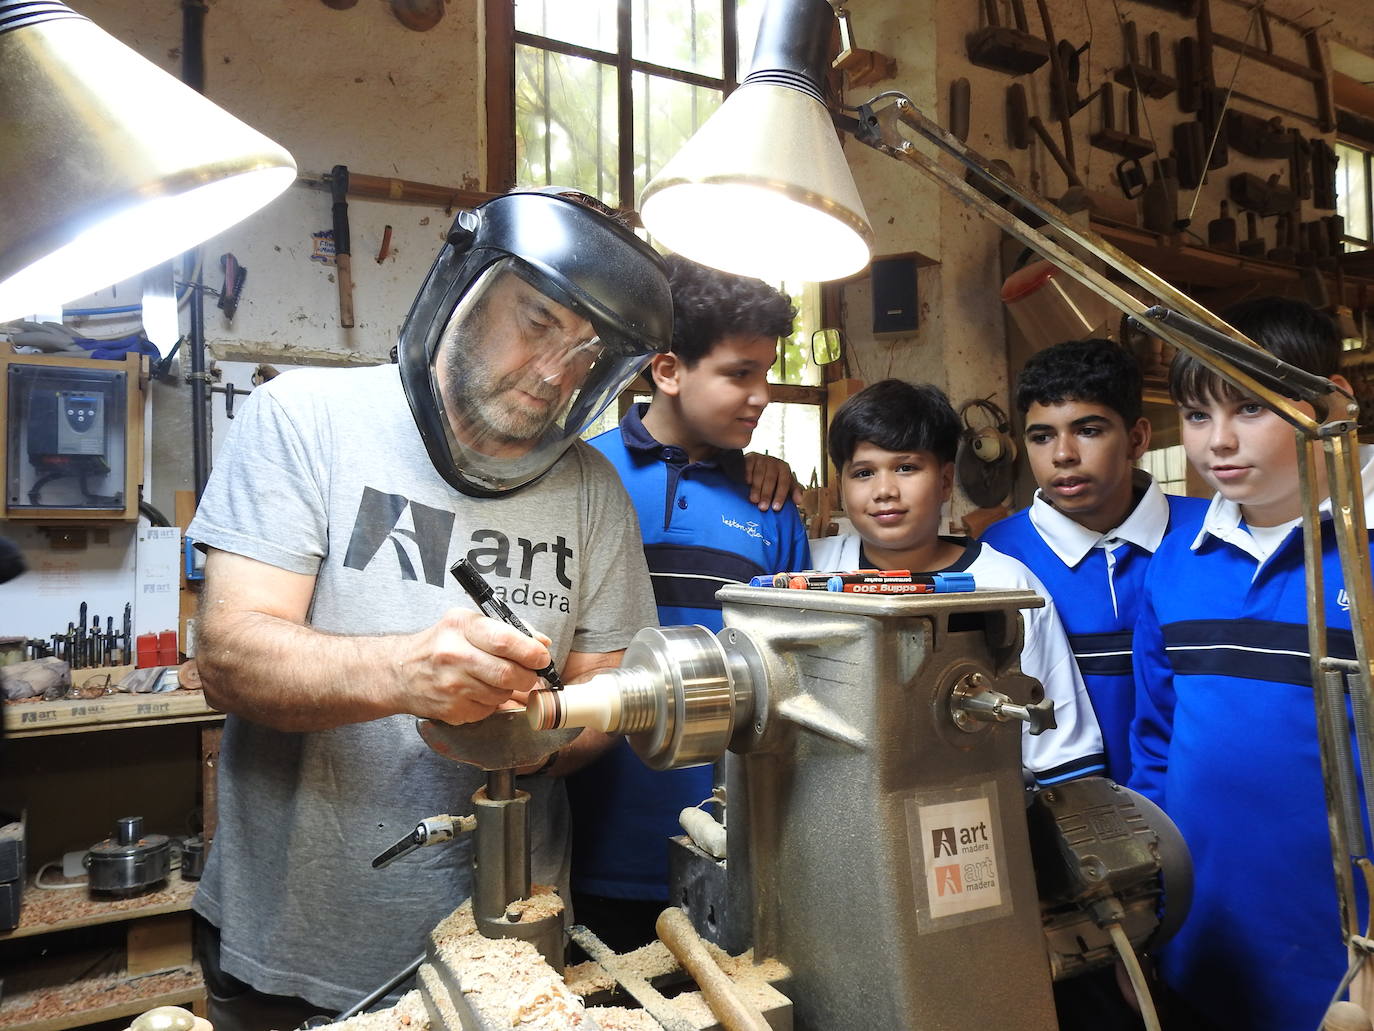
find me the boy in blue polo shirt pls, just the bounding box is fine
[1131,298,1368,1031]
[982,339,1205,785]
[566,255,811,950]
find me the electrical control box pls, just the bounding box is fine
[0,351,145,521]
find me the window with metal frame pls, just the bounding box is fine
[491,0,833,488]
[1336,140,1372,253]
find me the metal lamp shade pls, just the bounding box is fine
[639,81,874,283]
[0,2,297,321]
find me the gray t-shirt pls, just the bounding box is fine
[187,363,657,1010]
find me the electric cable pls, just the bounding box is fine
[33,860,86,890]
[1107,920,1162,1031]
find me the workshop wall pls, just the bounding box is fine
[53,0,488,520]
[837,0,1374,507]
[17,0,1374,535]
[0,0,485,633]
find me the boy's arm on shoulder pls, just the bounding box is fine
[743,452,804,512]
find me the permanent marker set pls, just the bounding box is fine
[747,569,977,594]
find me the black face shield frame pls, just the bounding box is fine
[398,191,673,497]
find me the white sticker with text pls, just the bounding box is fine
[917,796,1003,919]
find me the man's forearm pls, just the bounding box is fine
[197,608,404,731]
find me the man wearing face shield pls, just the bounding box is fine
[187,190,667,1031]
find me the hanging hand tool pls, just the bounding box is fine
[217,253,247,321]
[1290,130,1313,202]
[1207,201,1237,251]
[1238,211,1266,257]
[1173,120,1206,190]
[1114,22,1176,99]
[966,0,1049,75]
[1312,139,1338,210]
[329,165,355,328]
[1176,36,1201,113]
[1198,87,1230,170]
[1141,158,1181,235]
[1032,0,1080,169]
[1006,83,1031,149]
[949,78,971,143]
[1224,110,1292,159]
[1229,172,1293,216]
[1091,84,1154,160]
[1028,115,1081,189]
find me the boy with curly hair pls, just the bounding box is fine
[566,254,812,950]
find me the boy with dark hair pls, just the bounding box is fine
[812,379,1105,787]
[566,254,811,949]
[1131,298,1365,1031]
[981,339,1206,785]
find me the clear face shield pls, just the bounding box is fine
[428,257,652,494]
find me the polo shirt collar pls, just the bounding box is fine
[618,403,746,480]
[1028,469,1170,567]
[1191,443,1374,551]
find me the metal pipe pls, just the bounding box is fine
[182,0,211,501]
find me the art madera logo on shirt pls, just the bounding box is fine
[342,486,573,612]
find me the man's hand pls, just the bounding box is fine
[396,609,554,726]
[743,452,804,512]
[197,549,565,732]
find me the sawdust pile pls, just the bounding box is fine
[584,1007,662,1030]
[311,989,429,1031]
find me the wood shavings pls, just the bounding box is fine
[5,874,198,938]
[584,1008,663,1031]
[504,885,563,924]
[311,989,429,1031]
[565,941,677,997]
[427,892,593,1030]
[0,965,201,1028]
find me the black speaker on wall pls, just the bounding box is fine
[871,256,919,336]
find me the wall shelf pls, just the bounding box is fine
[1092,220,1374,308]
[0,960,203,1031]
[3,690,221,739]
[1,874,198,942]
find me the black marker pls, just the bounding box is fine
[450,558,564,690]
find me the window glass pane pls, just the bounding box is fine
[515,0,617,53]
[771,280,823,386]
[1335,142,1370,246]
[1138,444,1188,496]
[734,0,766,74]
[632,74,722,201]
[516,45,619,206]
[632,0,723,76]
[754,402,823,489]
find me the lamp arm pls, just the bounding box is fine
[847,91,1337,434]
[843,85,1374,992]
[1132,306,1353,409]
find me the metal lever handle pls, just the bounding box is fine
[371,814,475,869]
[951,672,1058,736]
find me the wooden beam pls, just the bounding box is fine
[483,0,516,194]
